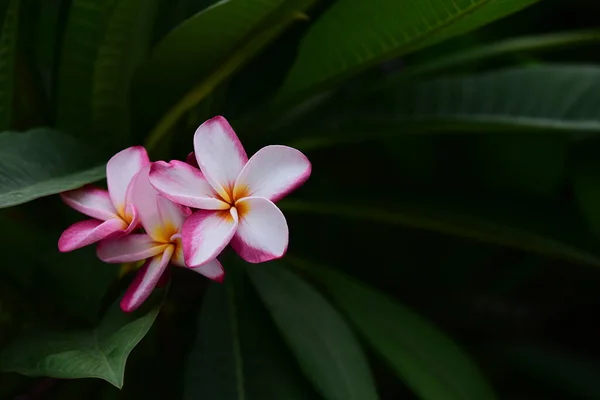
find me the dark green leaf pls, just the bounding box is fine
[0,129,105,209]
[0,0,20,130]
[275,0,539,104]
[184,261,318,400]
[57,0,116,138]
[134,0,318,143]
[91,0,160,146]
[278,196,600,267]
[247,263,378,400]
[289,65,600,150]
[289,258,497,400]
[0,294,162,388]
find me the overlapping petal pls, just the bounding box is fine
[234,145,311,202]
[106,146,150,216]
[60,186,118,221]
[182,208,238,267]
[58,218,127,252]
[230,197,288,263]
[189,258,225,282]
[149,161,227,210]
[193,116,248,202]
[97,234,169,263]
[130,165,188,242]
[120,246,174,312]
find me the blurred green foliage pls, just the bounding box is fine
[2,0,600,399]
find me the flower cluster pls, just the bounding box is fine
[58,116,311,312]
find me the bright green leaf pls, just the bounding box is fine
[0,0,20,130]
[289,65,600,150]
[0,129,105,209]
[0,294,162,388]
[247,263,379,400]
[278,197,600,267]
[275,0,539,104]
[184,262,319,399]
[92,0,159,146]
[288,257,497,400]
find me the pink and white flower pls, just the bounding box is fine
[148,116,311,267]
[97,165,224,312]
[58,146,150,252]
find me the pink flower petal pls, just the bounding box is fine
[120,246,173,312]
[182,208,238,267]
[106,146,150,216]
[230,197,288,263]
[234,145,311,202]
[149,161,228,210]
[186,152,198,168]
[130,165,188,242]
[189,258,225,282]
[60,185,119,221]
[58,218,127,252]
[97,234,169,263]
[193,116,248,201]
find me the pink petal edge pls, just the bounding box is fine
[58,218,128,252]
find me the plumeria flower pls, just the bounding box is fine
[149,116,311,267]
[58,146,150,252]
[97,165,224,312]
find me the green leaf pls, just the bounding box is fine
[134,0,318,147]
[184,262,319,399]
[0,0,20,130]
[0,294,162,388]
[0,129,105,209]
[278,196,600,267]
[247,262,379,400]
[275,0,539,104]
[91,0,159,146]
[288,258,497,400]
[57,0,116,138]
[289,65,600,150]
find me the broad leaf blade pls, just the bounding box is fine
[184,262,318,399]
[92,0,159,146]
[57,0,115,138]
[133,0,318,135]
[0,295,162,388]
[289,65,600,150]
[275,0,539,103]
[0,0,20,130]
[278,196,600,268]
[289,258,497,400]
[0,129,105,209]
[247,263,379,400]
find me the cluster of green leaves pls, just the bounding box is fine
[3,0,600,398]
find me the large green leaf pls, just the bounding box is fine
[288,65,600,150]
[0,294,162,388]
[184,262,318,399]
[289,258,497,400]
[91,0,159,147]
[0,0,20,130]
[57,0,116,137]
[275,0,539,104]
[134,0,318,146]
[247,263,378,400]
[278,196,600,268]
[0,129,105,209]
